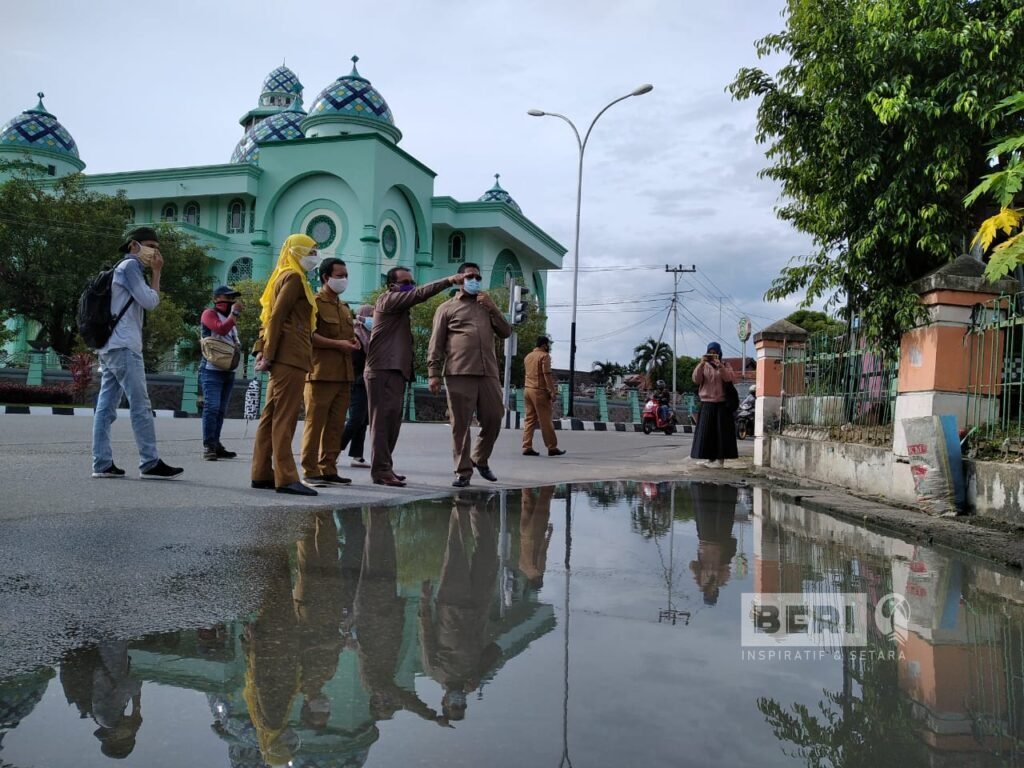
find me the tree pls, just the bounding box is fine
[785,310,844,338]
[591,360,625,385]
[730,0,1024,349]
[142,297,186,372]
[232,278,268,365]
[966,92,1024,280]
[632,337,673,384]
[674,355,701,394]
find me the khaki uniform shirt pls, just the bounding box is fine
[365,278,454,381]
[427,292,512,379]
[308,288,355,382]
[524,348,556,395]
[258,272,313,372]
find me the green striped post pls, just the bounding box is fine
[180,364,199,415]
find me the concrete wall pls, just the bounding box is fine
[965,459,1024,524]
[768,434,918,504]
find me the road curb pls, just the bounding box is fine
[1,406,190,418]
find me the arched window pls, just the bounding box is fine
[161,203,178,222]
[448,231,465,263]
[490,249,523,289]
[184,201,200,226]
[228,257,253,283]
[227,199,245,233]
[126,206,135,224]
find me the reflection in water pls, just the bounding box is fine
[4,483,1024,767]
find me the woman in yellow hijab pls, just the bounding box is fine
[251,234,321,496]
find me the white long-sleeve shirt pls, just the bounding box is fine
[100,255,159,354]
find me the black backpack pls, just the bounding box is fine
[77,259,134,349]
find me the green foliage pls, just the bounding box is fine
[142,297,186,372]
[730,0,1024,349]
[632,337,673,383]
[965,92,1024,280]
[591,360,626,385]
[785,310,844,337]
[232,278,268,361]
[675,355,701,394]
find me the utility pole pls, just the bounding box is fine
[665,265,696,408]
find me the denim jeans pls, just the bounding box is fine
[92,347,159,472]
[200,365,235,447]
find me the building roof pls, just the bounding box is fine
[231,105,306,164]
[304,56,399,141]
[0,93,83,167]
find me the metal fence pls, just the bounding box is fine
[779,326,899,430]
[966,293,1024,448]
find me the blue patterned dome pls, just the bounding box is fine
[0,93,83,166]
[230,105,306,164]
[262,65,303,98]
[478,174,522,213]
[304,56,400,142]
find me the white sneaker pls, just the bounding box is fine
[710,460,725,468]
[351,458,369,469]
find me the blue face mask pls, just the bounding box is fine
[463,278,482,295]
[362,316,373,330]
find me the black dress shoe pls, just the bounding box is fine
[216,444,237,459]
[373,475,407,487]
[548,449,566,456]
[277,482,318,496]
[452,476,471,488]
[393,473,407,482]
[473,463,497,482]
[251,480,275,490]
[522,449,540,456]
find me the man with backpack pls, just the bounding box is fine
[90,226,183,479]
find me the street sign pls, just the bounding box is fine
[737,316,752,342]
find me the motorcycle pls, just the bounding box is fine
[642,398,677,435]
[735,397,755,440]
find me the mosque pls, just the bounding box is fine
[0,56,565,353]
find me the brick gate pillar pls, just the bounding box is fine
[752,320,808,467]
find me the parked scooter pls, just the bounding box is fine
[642,396,677,435]
[735,384,756,440]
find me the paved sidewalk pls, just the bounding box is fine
[0,415,752,520]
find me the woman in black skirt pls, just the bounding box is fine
[690,341,738,467]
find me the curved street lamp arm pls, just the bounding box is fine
[540,112,583,153]
[581,92,635,153]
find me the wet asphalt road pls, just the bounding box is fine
[0,415,751,675]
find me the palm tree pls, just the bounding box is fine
[591,360,624,385]
[632,338,673,383]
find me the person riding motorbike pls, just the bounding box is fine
[738,384,755,414]
[654,380,671,424]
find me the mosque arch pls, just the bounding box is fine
[383,184,430,262]
[258,171,365,241]
[490,248,523,289]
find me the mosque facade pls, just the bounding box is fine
[0,57,565,354]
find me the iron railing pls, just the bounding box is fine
[779,326,899,429]
[966,292,1024,450]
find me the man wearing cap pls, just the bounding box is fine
[91,227,183,479]
[521,336,564,457]
[199,285,244,461]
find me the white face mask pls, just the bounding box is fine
[300,255,319,272]
[327,277,348,294]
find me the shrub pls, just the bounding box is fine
[0,381,74,405]
[67,352,96,403]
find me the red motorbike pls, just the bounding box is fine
[642,397,677,435]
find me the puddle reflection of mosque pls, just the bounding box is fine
[752,488,1024,766]
[37,492,561,768]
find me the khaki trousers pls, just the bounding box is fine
[445,375,503,478]
[300,381,351,477]
[251,362,306,487]
[523,388,558,451]
[366,370,408,479]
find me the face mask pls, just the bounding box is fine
[361,316,374,330]
[215,301,232,313]
[327,277,348,294]
[463,278,482,295]
[136,244,158,267]
[300,255,319,272]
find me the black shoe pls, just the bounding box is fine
[251,480,275,490]
[548,449,566,457]
[322,473,352,485]
[215,443,237,459]
[522,449,540,456]
[141,459,184,480]
[277,482,318,496]
[473,463,497,482]
[452,476,471,488]
[91,463,126,479]
[203,446,218,461]
[303,476,331,488]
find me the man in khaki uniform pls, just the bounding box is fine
[428,262,512,487]
[365,266,466,487]
[301,258,360,486]
[522,335,565,457]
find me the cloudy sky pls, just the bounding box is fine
[4,0,815,367]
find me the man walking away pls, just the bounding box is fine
[428,263,511,487]
[199,284,244,461]
[91,226,182,479]
[364,266,465,487]
[522,335,565,457]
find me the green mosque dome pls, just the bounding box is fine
[478,174,522,213]
[303,56,401,143]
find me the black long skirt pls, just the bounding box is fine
[690,401,738,461]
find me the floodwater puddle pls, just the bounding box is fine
[1,483,1023,767]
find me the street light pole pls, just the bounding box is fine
[529,83,653,417]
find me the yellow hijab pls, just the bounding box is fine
[259,233,318,329]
